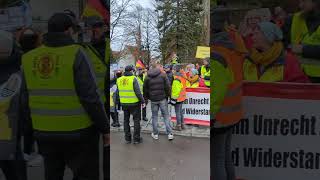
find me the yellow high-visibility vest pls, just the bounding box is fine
[22,45,92,132]
[291,12,320,77]
[117,76,139,104]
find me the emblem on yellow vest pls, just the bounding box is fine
[38,55,54,79]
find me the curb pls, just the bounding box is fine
[111,126,210,138]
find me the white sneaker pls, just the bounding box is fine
[151,133,159,140]
[168,133,174,140]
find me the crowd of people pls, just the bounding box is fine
[212,0,320,180]
[110,59,210,143]
[0,10,109,180]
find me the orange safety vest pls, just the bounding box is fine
[213,46,244,128]
[174,75,187,102]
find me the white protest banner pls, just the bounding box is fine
[171,87,210,126]
[232,82,320,180]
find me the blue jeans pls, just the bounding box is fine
[151,99,172,135]
[174,102,184,125]
[212,128,235,180]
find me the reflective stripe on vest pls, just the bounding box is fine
[243,59,284,82]
[117,76,139,104]
[83,44,107,100]
[22,45,93,132]
[291,12,320,77]
[212,46,244,128]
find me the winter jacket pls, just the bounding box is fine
[24,33,109,141]
[166,70,174,85]
[144,68,171,102]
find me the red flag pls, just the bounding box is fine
[136,60,146,69]
[83,0,109,24]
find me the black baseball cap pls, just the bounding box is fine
[125,65,135,72]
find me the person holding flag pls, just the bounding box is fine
[136,59,148,122]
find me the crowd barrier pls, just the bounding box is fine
[170,87,210,126]
[233,82,320,180]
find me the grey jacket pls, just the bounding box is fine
[28,33,109,140]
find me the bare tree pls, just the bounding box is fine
[110,0,134,40]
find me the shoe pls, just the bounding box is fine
[111,122,116,127]
[133,137,143,144]
[168,133,174,140]
[115,123,121,127]
[151,133,159,140]
[125,140,131,144]
[181,124,185,130]
[143,117,148,121]
[174,125,182,131]
[25,153,43,167]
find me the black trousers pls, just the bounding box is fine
[142,107,147,119]
[103,146,110,180]
[123,105,141,141]
[37,133,100,180]
[0,160,27,180]
[110,112,118,123]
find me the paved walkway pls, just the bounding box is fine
[111,132,210,180]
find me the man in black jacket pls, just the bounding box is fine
[144,63,174,141]
[117,65,145,144]
[0,30,31,180]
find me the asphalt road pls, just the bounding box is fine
[1,132,209,180]
[111,132,210,180]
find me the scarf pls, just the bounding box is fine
[250,42,283,66]
[187,75,199,84]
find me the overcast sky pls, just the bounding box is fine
[111,0,155,51]
[139,0,153,8]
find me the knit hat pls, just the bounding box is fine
[48,13,77,33]
[0,30,13,61]
[125,65,135,72]
[257,22,283,43]
[191,69,198,75]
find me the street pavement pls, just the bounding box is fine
[111,132,210,180]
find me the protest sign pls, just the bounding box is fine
[195,46,210,59]
[171,87,210,126]
[233,82,320,180]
